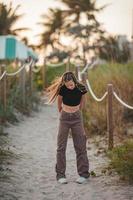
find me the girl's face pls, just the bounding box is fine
[65,80,75,90]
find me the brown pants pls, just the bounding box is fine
[55,110,90,180]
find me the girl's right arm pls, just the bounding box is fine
[57,95,63,112]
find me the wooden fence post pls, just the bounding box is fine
[1,65,7,112]
[75,65,79,79]
[81,72,88,111]
[66,56,70,72]
[42,58,47,89]
[29,62,33,96]
[0,66,2,127]
[0,66,1,103]
[20,63,26,106]
[107,84,114,150]
[81,72,88,134]
[81,72,88,87]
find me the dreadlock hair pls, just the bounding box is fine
[45,71,87,104]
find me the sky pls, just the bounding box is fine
[1,0,133,45]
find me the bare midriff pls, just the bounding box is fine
[62,103,80,113]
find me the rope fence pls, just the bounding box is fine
[86,79,108,102]
[0,60,33,78]
[0,59,43,117]
[113,91,133,110]
[76,61,133,150]
[0,71,6,81]
[6,63,27,76]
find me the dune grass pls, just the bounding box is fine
[107,139,133,184]
[84,62,133,136]
[46,63,75,86]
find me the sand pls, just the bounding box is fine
[0,100,133,200]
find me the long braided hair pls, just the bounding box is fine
[46,71,87,104]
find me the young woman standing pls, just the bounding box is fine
[46,71,90,184]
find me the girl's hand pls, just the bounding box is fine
[58,95,63,113]
[59,107,62,113]
[80,94,86,110]
[79,105,83,110]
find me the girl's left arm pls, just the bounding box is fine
[57,95,63,112]
[79,94,87,110]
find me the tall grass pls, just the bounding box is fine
[84,62,133,137]
[46,63,75,86]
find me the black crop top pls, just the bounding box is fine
[58,85,87,106]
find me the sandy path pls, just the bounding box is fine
[0,101,133,200]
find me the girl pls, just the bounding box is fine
[46,71,90,184]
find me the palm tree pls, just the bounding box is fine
[59,0,105,26]
[0,2,28,35]
[59,0,106,63]
[38,0,107,63]
[95,35,130,63]
[38,8,71,63]
[21,37,29,45]
[38,8,65,51]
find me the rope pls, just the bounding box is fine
[32,65,42,73]
[46,62,65,67]
[77,61,107,102]
[76,60,133,109]
[113,91,133,109]
[0,60,34,79]
[86,79,108,102]
[0,71,6,80]
[78,71,82,81]
[6,63,26,76]
[80,59,99,74]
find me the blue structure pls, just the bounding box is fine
[0,35,38,61]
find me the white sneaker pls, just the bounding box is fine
[76,176,89,184]
[57,177,68,184]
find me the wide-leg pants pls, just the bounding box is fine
[55,110,90,180]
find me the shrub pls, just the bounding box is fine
[107,139,133,183]
[33,69,43,91]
